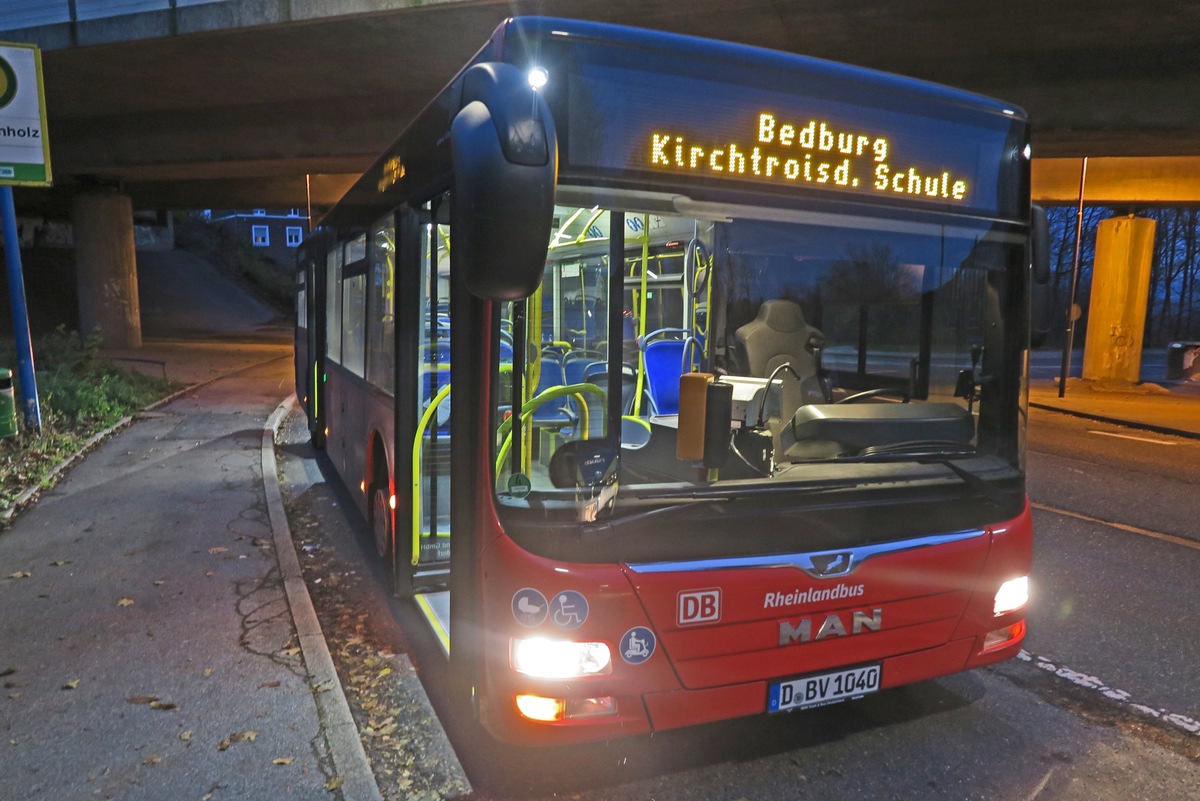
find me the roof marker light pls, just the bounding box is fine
[528,67,549,90]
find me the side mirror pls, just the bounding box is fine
[451,63,558,300]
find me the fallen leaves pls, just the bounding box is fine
[116,597,135,607]
[126,695,177,711]
[62,679,80,690]
[6,571,30,580]
[272,757,294,766]
[208,546,228,555]
[325,776,344,792]
[216,730,259,751]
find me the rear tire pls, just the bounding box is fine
[370,486,392,561]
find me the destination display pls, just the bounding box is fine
[565,63,1018,215]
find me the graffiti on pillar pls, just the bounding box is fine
[1108,323,1136,372]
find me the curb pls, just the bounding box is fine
[262,395,384,801]
[1029,402,1200,442]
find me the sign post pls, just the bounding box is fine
[0,41,51,433]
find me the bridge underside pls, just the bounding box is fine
[6,0,1200,210]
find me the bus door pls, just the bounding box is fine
[297,241,327,448]
[401,201,453,651]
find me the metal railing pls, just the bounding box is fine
[1,1,225,32]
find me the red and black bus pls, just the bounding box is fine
[295,17,1045,745]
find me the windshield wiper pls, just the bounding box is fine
[632,475,862,502]
[845,440,977,461]
[837,441,1007,507]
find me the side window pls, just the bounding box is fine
[325,245,343,362]
[366,215,396,392]
[296,267,307,330]
[286,226,304,247]
[342,233,368,378]
[251,225,269,247]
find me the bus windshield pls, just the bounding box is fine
[494,198,1026,512]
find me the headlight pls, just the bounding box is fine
[993,576,1029,616]
[511,637,612,678]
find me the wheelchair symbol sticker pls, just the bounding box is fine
[549,590,589,630]
[620,627,656,665]
[511,588,548,628]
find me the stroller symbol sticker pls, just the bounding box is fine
[620,627,655,664]
[511,588,548,627]
[549,590,589,630]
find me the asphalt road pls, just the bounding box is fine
[1018,409,1200,732]
[282,405,1200,801]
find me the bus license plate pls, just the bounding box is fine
[768,664,881,713]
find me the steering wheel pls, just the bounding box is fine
[835,387,911,404]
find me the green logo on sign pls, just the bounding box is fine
[0,56,16,110]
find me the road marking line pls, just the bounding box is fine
[1017,650,1200,736]
[1087,429,1177,445]
[1030,502,1200,551]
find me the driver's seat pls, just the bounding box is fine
[733,299,823,378]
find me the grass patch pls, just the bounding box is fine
[0,328,179,512]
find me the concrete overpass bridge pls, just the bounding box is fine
[2,0,1200,345]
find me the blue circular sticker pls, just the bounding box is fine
[511,588,548,628]
[549,590,589,630]
[620,627,656,664]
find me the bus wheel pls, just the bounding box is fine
[370,486,392,561]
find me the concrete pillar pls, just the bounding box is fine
[1081,215,1156,383]
[71,191,142,349]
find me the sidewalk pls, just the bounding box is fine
[0,340,381,801]
[1030,378,1200,439]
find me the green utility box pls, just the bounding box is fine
[0,368,17,439]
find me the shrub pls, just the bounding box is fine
[0,328,178,511]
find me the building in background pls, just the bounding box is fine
[208,208,308,266]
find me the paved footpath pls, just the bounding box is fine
[0,342,375,801]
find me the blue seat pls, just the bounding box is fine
[531,355,575,426]
[640,329,689,415]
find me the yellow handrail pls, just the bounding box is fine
[411,383,451,566]
[633,214,651,415]
[495,383,604,478]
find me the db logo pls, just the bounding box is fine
[677,588,721,625]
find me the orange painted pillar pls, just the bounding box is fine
[1081,215,1156,383]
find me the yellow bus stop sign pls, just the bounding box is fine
[0,42,52,187]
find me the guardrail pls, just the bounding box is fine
[1,1,225,31]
